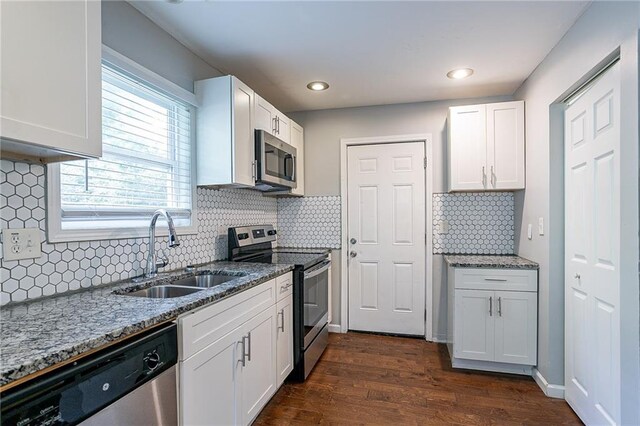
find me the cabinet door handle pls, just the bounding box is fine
[279,308,285,332]
[489,296,493,317]
[272,117,277,134]
[277,116,280,134]
[491,166,496,187]
[482,166,487,188]
[240,336,248,367]
[246,331,252,362]
[498,297,502,317]
[280,282,293,293]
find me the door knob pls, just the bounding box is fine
[350,251,357,258]
[350,238,357,245]
[574,273,581,279]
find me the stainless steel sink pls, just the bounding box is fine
[171,272,240,288]
[125,285,204,298]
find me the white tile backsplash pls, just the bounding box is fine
[277,196,341,249]
[0,159,277,305]
[432,192,514,254]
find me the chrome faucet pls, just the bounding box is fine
[145,209,180,278]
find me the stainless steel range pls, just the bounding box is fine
[228,225,329,381]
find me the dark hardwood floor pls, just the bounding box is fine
[256,332,581,425]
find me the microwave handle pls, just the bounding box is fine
[292,155,297,181]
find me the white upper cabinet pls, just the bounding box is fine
[487,101,525,190]
[0,0,102,163]
[448,104,487,191]
[448,100,525,192]
[195,75,255,187]
[289,120,305,196]
[254,94,290,144]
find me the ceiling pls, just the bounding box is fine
[130,1,590,113]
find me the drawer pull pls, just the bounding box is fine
[498,297,502,317]
[489,296,493,317]
[484,278,507,282]
[280,282,293,293]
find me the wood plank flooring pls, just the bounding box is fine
[256,332,581,425]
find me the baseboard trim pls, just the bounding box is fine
[328,324,343,333]
[533,368,565,399]
[431,334,448,343]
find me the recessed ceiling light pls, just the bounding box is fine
[447,68,474,80]
[307,81,329,91]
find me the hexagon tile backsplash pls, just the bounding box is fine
[432,192,515,255]
[0,159,277,305]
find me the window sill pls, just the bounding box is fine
[46,223,198,244]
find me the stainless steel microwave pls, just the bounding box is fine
[254,129,297,191]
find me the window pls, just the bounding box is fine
[47,51,197,242]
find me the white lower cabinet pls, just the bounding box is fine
[448,267,538,375]
[239,306,277,425]
[178,272,293,426]
[276,297,294,387]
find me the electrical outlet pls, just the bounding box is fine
[2,228,42,261]
[527,224,533,240]
[538,217,544,236]
[438,220,449,234]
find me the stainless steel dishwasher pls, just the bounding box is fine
[1,323,178,426]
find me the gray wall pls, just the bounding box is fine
[290,95,513,339]
[513,0,639,404]
[102,1,221,92]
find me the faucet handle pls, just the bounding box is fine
[156,249,170,269]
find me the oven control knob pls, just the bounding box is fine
[146,352,161,371]
[267,230,277,236]
[238,233,249,240]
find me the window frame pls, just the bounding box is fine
[46,46,199,243]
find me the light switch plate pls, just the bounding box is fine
[527,224,533,240]
[2,228,42,261]
[538,217,544,236]
[438,220,449,234]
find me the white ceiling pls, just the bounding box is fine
[130,1,590,113]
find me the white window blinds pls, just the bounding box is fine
[59,62,194,230]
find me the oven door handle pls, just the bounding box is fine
[304,260,331,279]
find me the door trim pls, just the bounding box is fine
[339,134,433,341]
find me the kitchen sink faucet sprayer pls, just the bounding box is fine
[145,209,180,278]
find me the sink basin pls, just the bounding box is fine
[126,285,204,298]
[171,272,240,289]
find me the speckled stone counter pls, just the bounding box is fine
[0,261,294,387]
[444,255,539,269]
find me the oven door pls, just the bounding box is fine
[255,130,297,189]
[303,259,330,348]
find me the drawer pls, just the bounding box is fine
[178,278,276,360]
[276,272,293,302]
[454,268,537,292]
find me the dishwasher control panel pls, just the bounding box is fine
[1,324,177,426]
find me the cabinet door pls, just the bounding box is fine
[289,121,305,196]
[448,105,487,191]
[276,296,294,387]
[240,306,277,425]
[486,101,525,190]
[275,113,290,144]
[453,290,495,361]
[232,78,255,186]
[255,94,276,134]
[494,291,537,365]
[180,328,242,426]
[0,0,101,160]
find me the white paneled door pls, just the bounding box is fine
[565,62,620,425]
[347,142,426,335]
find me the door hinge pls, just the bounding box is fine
[423,157,427,169]
[424,309,427,321]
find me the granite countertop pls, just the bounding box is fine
[0,261,294,387]
[444,254,539,269]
